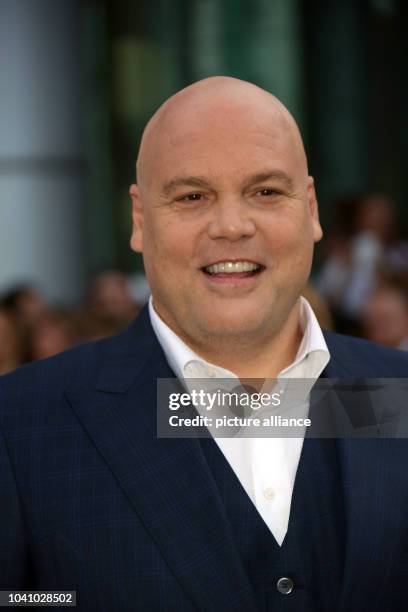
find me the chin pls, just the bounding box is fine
[198,309,262,337]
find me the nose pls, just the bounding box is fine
[207,197,256,242]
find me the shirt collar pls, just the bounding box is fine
[149,295,330,381]
[148,296,234,381]
[279,296,330,378]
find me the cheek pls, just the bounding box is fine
[142,221,194,286]
[146,212,205,265]
[263,213,314,261]
[142,217,173,260]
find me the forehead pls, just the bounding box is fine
[143,104,302,188]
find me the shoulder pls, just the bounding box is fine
[0,333,119,395]
[323,330,408,376]
[0,306,155,397]
[0,309,156,424]
[0,337,117,437]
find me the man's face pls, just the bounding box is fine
[130,98,322,350]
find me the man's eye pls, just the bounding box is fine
[256,188,279,197]
[178,193,203,202]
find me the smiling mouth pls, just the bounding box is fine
[202,260,265,278]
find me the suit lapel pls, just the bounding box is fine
[66,309,257,611]
[321,339,408,611]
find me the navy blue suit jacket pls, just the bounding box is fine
[1,306,408,611]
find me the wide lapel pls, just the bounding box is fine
[66,309,257,612]
[321,338,408,612]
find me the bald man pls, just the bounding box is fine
[131,77,320,379]
[1,77,408,612]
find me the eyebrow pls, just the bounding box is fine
[161,170,294,196]
[245,171,294,192]
[162,176,212,196]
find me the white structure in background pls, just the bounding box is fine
[0,0,84,303]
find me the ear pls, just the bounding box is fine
[307,176,323,243]
[129,183,143,252]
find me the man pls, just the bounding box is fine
[363,283,408,349]
[1,77,408,611]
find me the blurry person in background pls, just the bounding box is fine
[28,310,79,361]
[363,283,408,350]
[317,192,408,335]
[345,194,407,317]
[316,195,364,334]
[1,285,78,363]
[354,193,408,271]
[0,307,23,374]
[339,193,393,322]
[1,284,50,332]
[85,269,141,330]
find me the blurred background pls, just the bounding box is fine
[1,0,408,374]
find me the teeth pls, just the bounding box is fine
[205,261,260,274]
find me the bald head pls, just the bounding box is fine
[129,76,322,368]
[136,76,307,190]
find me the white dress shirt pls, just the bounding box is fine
[149,296,330,546]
